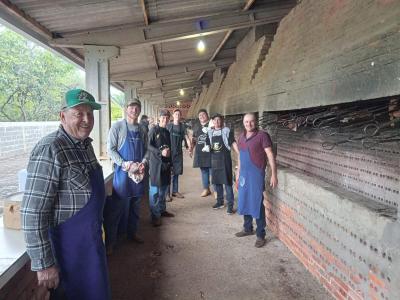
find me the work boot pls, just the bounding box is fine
[235,230,255,237]
[161,211,175,218]
[130,234,144,244]
[172,192,184,198]
[255,237,266,248]
[152,218,162,227]
[200,188,211,197]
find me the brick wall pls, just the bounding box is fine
[0,122,59,159]
[266,168,400,300]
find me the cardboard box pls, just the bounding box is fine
[3,192,24,230]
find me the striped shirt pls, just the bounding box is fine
[21,125,100,271]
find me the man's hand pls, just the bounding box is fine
[122,161,133,172]
[161,148,170,157]
[270,174,278,189]
[138,162,145,173]
[37,266,59,289]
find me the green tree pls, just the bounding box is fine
[0,27,83,121]
[111,92,124,121]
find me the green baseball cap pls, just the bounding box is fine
[63,89,101,110]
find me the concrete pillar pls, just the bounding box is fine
[84,45,119,159]
[123,81,142,104]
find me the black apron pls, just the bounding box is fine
[210,134,233,185]
[168,123,184,175]
[193,122,211,168]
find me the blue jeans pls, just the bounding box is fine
[103,194,141,247]
[214,184,234,208]
[200,167,211,189]
[149,185,168,220]
[243,201,266,239]
[167,174,180,195]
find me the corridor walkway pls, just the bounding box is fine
[107,153,331,300]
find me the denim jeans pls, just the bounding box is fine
[172,174,179,193]
[103,194,141,247]
[149,184,168,219]
[200,167,211,189]
[214,184,234,208]
[243,200,266,239]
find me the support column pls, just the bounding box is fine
[123,81,142,104]
[84,45,119,159]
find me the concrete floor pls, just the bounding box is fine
[107,153,331,300]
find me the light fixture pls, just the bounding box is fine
[176,101,181,106]
[179,88,185,96]
[197,40,206,53]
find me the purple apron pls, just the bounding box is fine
[50,166,111,300]
[113,121,145,199]
[237,148,265,219]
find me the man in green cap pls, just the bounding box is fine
[21,89,111,299]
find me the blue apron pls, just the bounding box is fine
[237,148,265,219]
[113,122,145,199]
[50,166,111,300]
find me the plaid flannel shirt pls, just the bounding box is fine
[21,125,100,271]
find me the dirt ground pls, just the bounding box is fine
[107,153,331,300]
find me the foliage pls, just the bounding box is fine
[111,91,124,121]
[0,27,84,121]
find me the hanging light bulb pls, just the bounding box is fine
[176,101,181,106]
[179,88,185,96]
[197,40,206,53]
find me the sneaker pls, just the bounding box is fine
[200,189,211,197]
[130,234,144,244]
[166,194,173,202]
[212,203,225,210]
[235,230,255,237]
[255,237,266,248]
[172,192,184,198]
[152,218,162,227]
[227,207,235,215]
[161,211,175,218]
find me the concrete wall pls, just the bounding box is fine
[0,122,59,159]
[189,0,400,117]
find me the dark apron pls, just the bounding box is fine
[49,166,111,300]
[193,123,211,168]
[237,148,265,219]
[211,134,233,185]
[113,122,145,199]
[169,124,184,175]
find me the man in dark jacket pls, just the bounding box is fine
[148,109,175,226]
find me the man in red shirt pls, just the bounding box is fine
[235,113,278,248]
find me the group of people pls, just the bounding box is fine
[20,89,277,299]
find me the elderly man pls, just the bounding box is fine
[148,109,175,226]
[166,109,192,199]
[192,109,213,197]
[21,89,110,299]
[106,98,148,253]
[236,113,278,248]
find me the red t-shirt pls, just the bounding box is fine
[238,130,272,170]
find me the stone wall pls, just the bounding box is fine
[0,122,59,159]
[189,0,400,117]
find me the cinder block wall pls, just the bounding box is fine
[0,122,59,159]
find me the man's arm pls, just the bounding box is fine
[107,123,125,166]
[22,144,61,288]
[265,147,278,188]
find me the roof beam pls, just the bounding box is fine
[0,0,84,65]
[51,2,295,48]
[199,0,256,81]
[110,57,234,81]
[139,0,149,26]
